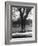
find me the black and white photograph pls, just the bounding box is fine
[11,6,33,38]
[5,2,37,44]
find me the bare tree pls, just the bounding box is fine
[19,7,33,32]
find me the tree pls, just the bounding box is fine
[18,7,33,32]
